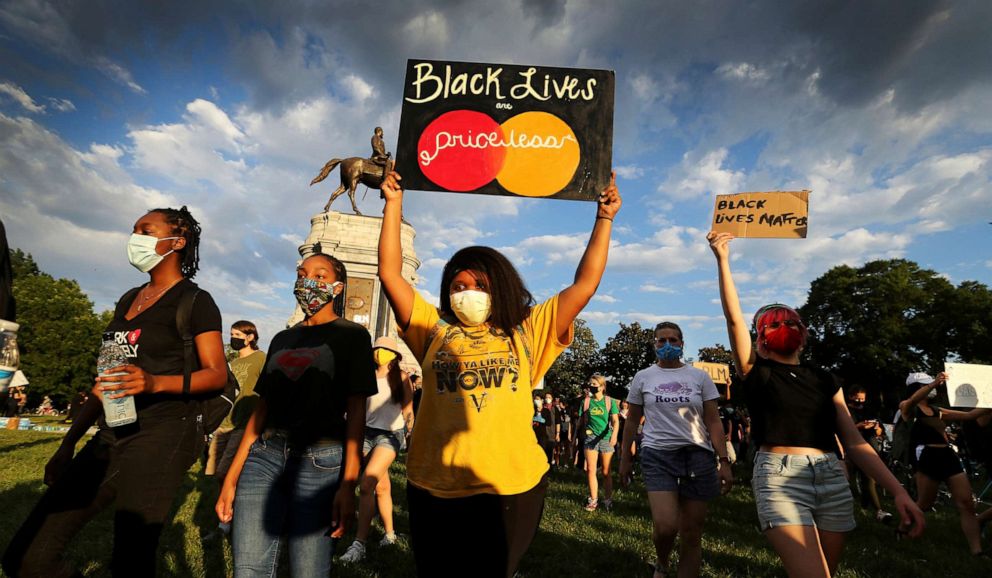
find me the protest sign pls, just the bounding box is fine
[692,361,732,398]
[395,59,615,201]
[711,191,810,238]
[946,362,992,408]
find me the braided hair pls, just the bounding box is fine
[150,206,201,279]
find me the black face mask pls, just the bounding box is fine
[589,387,599,395]
[230,337,247,351]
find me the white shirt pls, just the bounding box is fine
[366,376,405,431]
[627,364,719,451]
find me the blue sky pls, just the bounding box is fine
[1,0,990,356]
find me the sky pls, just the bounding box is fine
[1,0,990,355]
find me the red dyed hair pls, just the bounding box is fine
[753,304,808,354]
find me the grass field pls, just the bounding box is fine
[0,429,989,577]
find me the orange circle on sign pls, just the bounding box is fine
[496,112,580,197]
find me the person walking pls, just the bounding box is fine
[619,321,733,578]
[580,374,619,512]
[707,231,925,578]
[377,169,621,577]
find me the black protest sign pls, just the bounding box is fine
[395,59,615,201]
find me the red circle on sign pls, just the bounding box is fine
[417,110,506,191]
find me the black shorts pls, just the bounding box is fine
[912,445,964,480]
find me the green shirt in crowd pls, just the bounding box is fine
[223,349,266,430]
[579,396,618,437]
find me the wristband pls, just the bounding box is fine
[718,456,731,464]
[597,215,613,222]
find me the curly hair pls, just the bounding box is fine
[150,206,201,279]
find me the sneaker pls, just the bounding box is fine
[601,498,614,512]
[339,540,366,563]
[584,497,598,511]
[378,532,398,547]
[875,510,893,523]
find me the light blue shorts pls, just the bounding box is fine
[751,451,855,532]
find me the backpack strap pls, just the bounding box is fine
[175,285,201,396]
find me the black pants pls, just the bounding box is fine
[2,414,203,578]
[407,474,548,578]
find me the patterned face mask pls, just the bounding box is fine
[293,277,341,317]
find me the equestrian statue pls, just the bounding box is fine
[310,127,393,215]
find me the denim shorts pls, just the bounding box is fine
[641,445,719,501]
[363,427,405,455]
[751,451,855,532]
[583,432,614,454]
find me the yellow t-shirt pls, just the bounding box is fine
[402,291,573,497]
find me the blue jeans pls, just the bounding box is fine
[232,434,343,578]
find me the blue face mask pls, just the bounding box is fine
[656,342,683,361]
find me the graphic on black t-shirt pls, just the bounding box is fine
[271,345,334,381]
[652,381,691,404]
[112,329,142,358]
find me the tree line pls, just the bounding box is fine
[8,249,992,410]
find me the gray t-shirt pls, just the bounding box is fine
[627,364,719,451]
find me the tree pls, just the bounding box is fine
[697,344,734,365]
[599,322,655,399]
[11,249,106,408]
[544,318,601,398]
[947,280,992,364]
[799,259,957,398]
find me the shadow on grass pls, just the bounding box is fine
[0,438,59,455]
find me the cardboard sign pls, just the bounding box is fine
[711,191,810,238]
[691,362,731,386]
[395,59,615,201]
[946,362,992,408]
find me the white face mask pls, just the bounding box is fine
[449,290,491,326]
[127,234,179,273]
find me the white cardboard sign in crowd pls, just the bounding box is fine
[946,362,992,408]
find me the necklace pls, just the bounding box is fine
[136,279,182,311]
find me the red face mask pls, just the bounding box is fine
[762,325,803,355]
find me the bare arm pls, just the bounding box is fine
[330,394,367,537]
[898,373,947,421]
[608,409,620,446]
[102,330,228,397]
[704,399,735,493]
[378,171,415,330]
[216,399,268,523]
[618,403,644,487]
[940,407,992,421]
[707,232,754,377]
[402,373,415,433]
[835,391,926,536]
[556,172,621,342]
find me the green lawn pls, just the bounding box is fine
[0,429,988,577]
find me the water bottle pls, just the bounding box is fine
[98,331,137,427]
[0,320,19,395]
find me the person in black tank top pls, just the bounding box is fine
[3,207,228,578]
[899,372,991,555]
[708,231,925,578]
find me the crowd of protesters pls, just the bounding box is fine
[2,171,992,578]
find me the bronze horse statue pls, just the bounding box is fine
[310,157,390,215]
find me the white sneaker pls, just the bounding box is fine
[339,540,366,563]
[379,532,398,547]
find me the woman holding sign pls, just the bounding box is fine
[378,170,620,577]
[707,231,925,578]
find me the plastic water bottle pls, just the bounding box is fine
[98,331,137,427]
[0,320,19,395]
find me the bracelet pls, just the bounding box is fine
[597,215,613,222]
[718,456,731,464]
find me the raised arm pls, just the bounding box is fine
[707,231,754,377]
[557,172,622,341]
[898,373,947,421]
[379,171,415,330]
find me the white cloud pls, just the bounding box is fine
[614,164,645,180]
[641,284,675,294]
[592,294,618,303]
[716,62,770,83]
[404,11,449,50]
[0,82,45,113]
[660,148,744,200]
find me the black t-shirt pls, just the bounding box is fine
[104,280,222,426]
[849,404,880,442]
[255,318,377,445]
[742,357,840,451]
[910,406,947,447]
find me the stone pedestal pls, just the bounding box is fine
[288,211,422,373]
